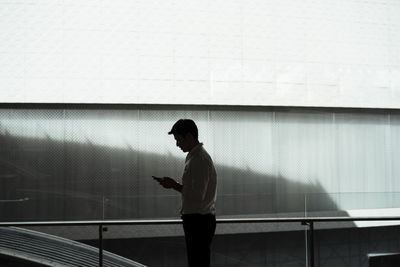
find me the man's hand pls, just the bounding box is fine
[159,177,177,189]
[152,176,182,192]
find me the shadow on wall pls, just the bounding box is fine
[0,132,347,222]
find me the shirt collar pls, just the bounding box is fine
[187,142,203,159]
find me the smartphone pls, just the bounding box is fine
[152,176,163,182]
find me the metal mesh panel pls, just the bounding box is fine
[0,107,400,222]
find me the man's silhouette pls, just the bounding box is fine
[153,119,217,267]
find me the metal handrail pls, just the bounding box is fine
[2,216,400,267]
[2,216,400,226]
[2,215,400,226]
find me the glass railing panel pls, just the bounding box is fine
[0,195,104,222]
[103,195,181,220]
[4,191,400,223]
[103,193,310,221]
[305,192,400,218]
[217,193,308,217]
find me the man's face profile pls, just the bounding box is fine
[174,133,190,152]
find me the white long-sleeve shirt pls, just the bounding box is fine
[181,143,217,215]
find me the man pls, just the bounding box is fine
[153,119,217,267]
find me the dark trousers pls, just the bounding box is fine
[181,214,216,267]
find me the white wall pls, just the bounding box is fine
[1,0,399,108]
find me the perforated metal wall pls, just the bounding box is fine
[1,106,400,222]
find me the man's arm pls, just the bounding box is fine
[153,176,183,193]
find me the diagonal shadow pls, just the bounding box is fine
[0,131,351,225]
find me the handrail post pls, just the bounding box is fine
[99,224,103,267]
[302,221,315,267]
[309,221,315,267]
